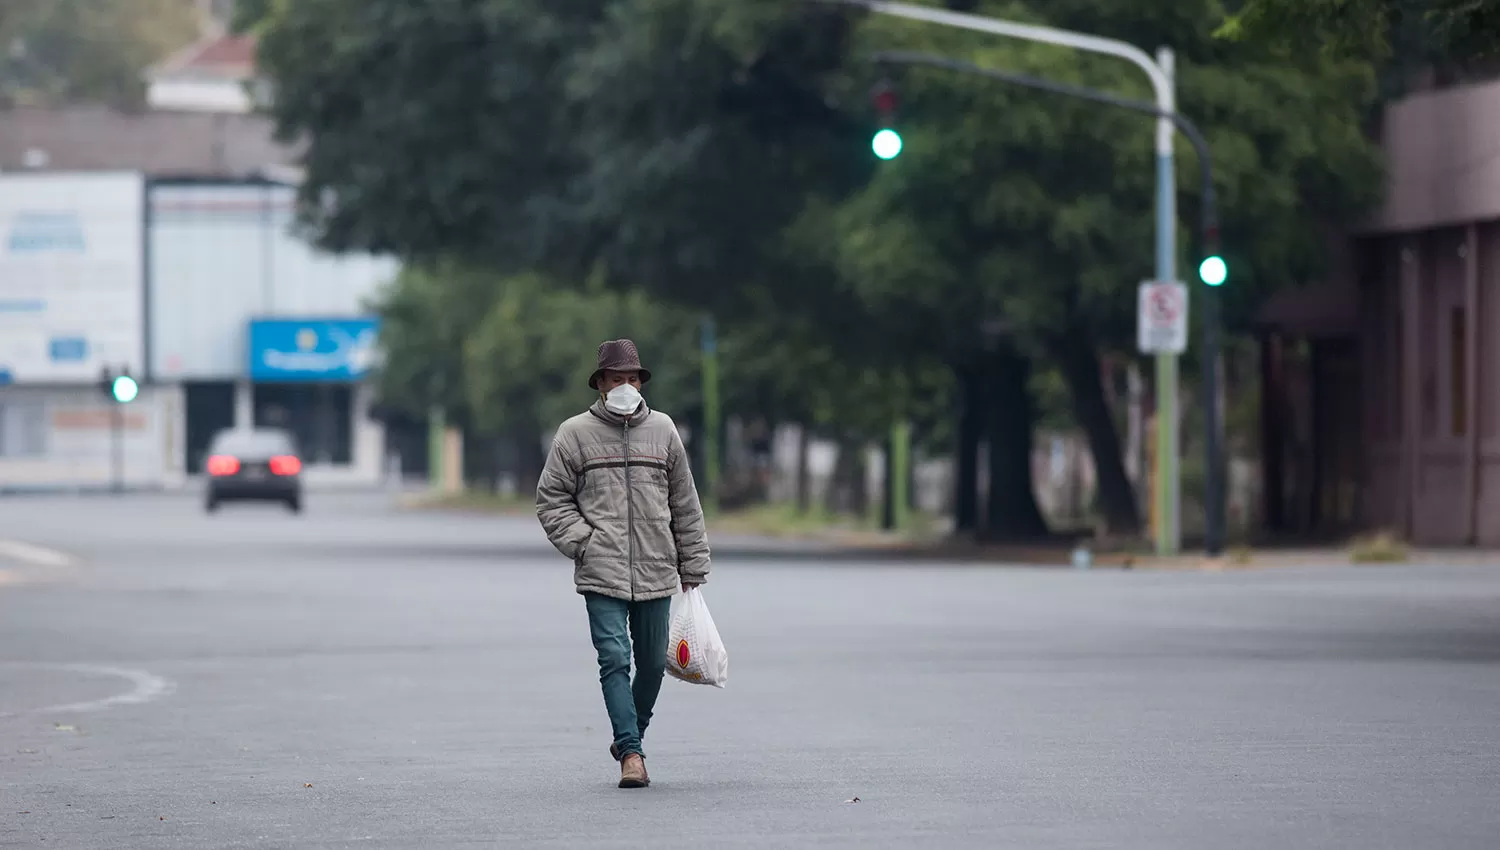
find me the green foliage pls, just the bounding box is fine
[462,275,704,438]
[826,0,1383,357]
[369,261,497,427]
[1218,0,1500,63]
[256,0,1390,532]
[0,0,200,107]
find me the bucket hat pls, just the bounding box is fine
[588,339,652,390]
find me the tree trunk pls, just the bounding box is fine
[794,424,812,514]
[881,432,896,530]
[952,364,983,534]
[825,436,854,515]
[514,418,547,497]
[1058,337,1142,535]
[850,442,870,521]
[1125,361,1144,502]
[983,344,1050,541]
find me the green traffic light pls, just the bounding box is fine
[872,128,903,160]
[1199,255,1227,287]
[112,375,139,403]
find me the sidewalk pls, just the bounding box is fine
[401,491,1500,570]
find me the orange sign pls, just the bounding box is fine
[52,410,147,430]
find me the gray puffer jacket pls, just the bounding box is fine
[536,399,711,601]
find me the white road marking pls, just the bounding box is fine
[0,539,78,569]
[35,665,176,714]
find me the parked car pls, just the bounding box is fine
[203,428,303,513]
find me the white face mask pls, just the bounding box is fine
[604,383,643,415]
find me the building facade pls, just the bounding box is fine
[0,172,167,490]
[1260,75,1500,545]
[0,171,399,492]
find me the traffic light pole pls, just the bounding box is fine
[110,399,124,494]
[812,0,1188,555]
[864,49,1228,556]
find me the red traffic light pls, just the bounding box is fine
[872,83,898,115]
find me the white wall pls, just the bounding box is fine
[0,385,170,491]
[0,172,145,383]
[147,78,252,113]
[148,183,400,381]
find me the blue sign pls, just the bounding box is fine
[48,337,89,362]
[0,369,11,386]
[6,212,86,254]
[247,318,380,382]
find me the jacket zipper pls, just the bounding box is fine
[624,419,634,601]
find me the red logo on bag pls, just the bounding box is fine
[676,639,691,669]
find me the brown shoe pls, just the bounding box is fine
[618,753,649,788]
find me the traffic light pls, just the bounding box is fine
[871,81,902,160]
[872,129,903,160]
[99,366,138,403]
[112,374,139,403]
[1199,255,1227,287]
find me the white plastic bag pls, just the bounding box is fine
[665,587,728,688]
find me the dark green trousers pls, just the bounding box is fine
[584,592,672,759]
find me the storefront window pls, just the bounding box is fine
[251,383,353,465]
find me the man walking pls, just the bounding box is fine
[536,339,712,788]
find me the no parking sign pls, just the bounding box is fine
[1137,281,1188,355]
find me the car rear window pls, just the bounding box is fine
[211,430,295,456]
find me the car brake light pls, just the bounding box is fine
[206,455,240,476]
[269,455,301,476]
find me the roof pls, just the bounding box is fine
[0,105,299,177]
[150,33,257,81]
[1363,75,1500,233]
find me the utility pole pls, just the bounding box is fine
[99,365,139,494]
[813,0,1186,555]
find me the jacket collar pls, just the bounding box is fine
[588,397,652,427]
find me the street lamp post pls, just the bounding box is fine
[812,0,1189,555]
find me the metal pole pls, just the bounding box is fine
[700,314,721,513]
[816,0,1180,554]
[1153,47,1179,557]
[863,50,1225,557]
[111,401,124,494]
[813,0,1173,99]
[1201,236,1226,556]
[428,405,445,493]
[891,419,911,530]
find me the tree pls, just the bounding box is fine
[0,0,200,107]
[370,260,499,431]
[1218,0,1500,63]
[252,0,1383,540]
[253,0,970,514]
[462,274,705,494]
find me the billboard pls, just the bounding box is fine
[0,172,145,384]
[247,317,380,382]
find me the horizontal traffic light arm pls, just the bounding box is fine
[866,50,1220,277]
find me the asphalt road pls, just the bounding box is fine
[1,491,1498,849]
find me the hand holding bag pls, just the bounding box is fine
[665,587,728,688]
